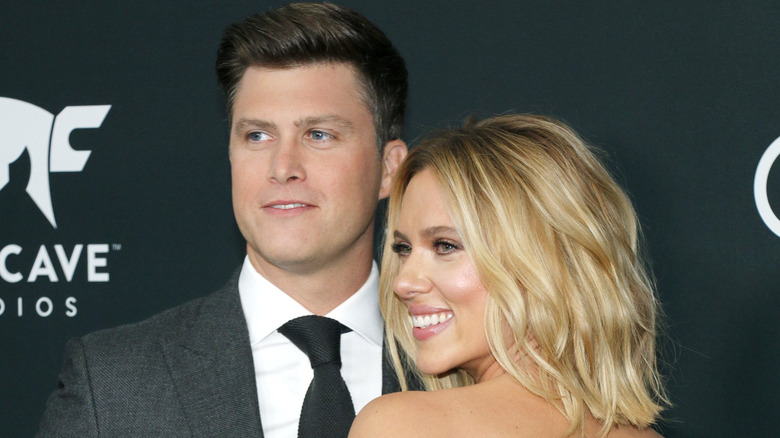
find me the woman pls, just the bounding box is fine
[350,115,667,437]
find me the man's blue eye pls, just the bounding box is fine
[248,132,268,141]
[310,130,331,141]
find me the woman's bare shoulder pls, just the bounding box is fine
[350,379,664,438]
[349,390,451,438]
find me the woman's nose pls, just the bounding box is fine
[393,252,431,300]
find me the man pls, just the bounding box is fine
[37,3,409,437]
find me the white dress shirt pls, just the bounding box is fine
[238,256,384,438]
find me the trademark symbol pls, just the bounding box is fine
[112,243,122,251]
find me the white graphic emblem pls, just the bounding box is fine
[0,97,111,228]
[755,135,780,237]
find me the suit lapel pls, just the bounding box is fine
[160,273,264,437]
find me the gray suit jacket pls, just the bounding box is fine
[37,271,404,437]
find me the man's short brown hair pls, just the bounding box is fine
[216,2,407,148]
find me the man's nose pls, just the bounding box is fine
[268,137,306,183]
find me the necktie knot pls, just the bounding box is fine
[278,315,349,368]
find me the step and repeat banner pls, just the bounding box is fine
[2,1,778,437]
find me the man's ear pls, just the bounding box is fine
[378,139,408,200]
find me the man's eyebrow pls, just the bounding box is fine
[294,115,355,131]
[232,118,277,132]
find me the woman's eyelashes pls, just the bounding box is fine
[433,239,461,254]
[390,239,463,257]
[391,242,411,256]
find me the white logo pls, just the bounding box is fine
[0,97,111,228]
[754,135,780,237]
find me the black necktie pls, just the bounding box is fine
[278,315,355,438]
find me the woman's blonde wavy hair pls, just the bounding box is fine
[381,114,667,437]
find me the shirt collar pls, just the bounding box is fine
[238,256,383,347]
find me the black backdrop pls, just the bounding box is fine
[2,2,779,437]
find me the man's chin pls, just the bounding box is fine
[246,245,325,274]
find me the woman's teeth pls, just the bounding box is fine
[412,312,453,329]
